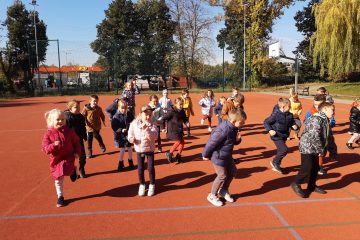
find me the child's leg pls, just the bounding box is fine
[273,140,288,166]
[79,140,86,169]
[187,120,191,135]
[146,153,155,185]
[127,146,133,160]
[137,153,146,184]
[211,163,226,195]
[87,132,94,150]
[208,116,212,128]
[119,148,125,162]
[294,154,313,185]
[221,163,237,191]
[307,155,320,190]
[177,139,185,154]
[170,140,181,154]
[294,119,302,136]
[157,126,162,150]
[54,176,64,198]
[93,130,105,149]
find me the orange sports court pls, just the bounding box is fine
[0,92,359,240]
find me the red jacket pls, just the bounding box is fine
[42,126,81,180]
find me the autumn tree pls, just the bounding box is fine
[311,0,360,80]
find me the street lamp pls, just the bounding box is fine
[243,2,248,91]
[30,0,40,87]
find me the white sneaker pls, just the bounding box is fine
[218,189,234,202]
[208,127,212,132]
[147,184,155,197]
[201,119,204,125]
[138,184,146,196]
[207,193,223,207]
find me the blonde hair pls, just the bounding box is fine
[174,97,184,104]
[44,109,63,128]
[118,99,128,109]
[67,99,79,110]
[289,88,298,98]
[278,97,290,108]
[228,109,247,122]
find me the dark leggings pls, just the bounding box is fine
[294,154,319,190]
[202,115,212,127]
[137,152,155,185]
[79,139,86,168]
[87,130,105,150]
[156,126,162,149]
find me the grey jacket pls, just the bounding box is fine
[299,112,337,156]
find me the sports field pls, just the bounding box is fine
[0,92,359,240]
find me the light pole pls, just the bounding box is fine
[243,2,248,91]
[31,0,40,87]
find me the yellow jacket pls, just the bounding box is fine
[182,96,194,118]
[290,101,302,119]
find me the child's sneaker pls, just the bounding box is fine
[166,151,173,163]
[79,167,86,178]
[147,184,155,197]
[201,119,204,125]
[208,127,212,132]
[175,153,182,164]
[218,189,234,202]
[318,166,326,175]
[207,193,223,207]
[70,169,78,182]
[117,161,125,172]
[270,161,284,174]
[157,148,162,153]
[346,142,354,150]
[128,159,135,169]
[101,145,106,153]
[87,149,93,158]
[56,196,65,207]
[138,184,146,196]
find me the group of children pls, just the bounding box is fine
[41,84,359,208]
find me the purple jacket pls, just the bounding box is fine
[42,126,81,180]
[202,120,241,167]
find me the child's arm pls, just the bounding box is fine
[127,121,136,144]
[202,128,226,160]
[264,114,277,136]
[41,132,59,155]
[330,116,336,128]
[99,108,106,126]
[304,111,311,123]
[111,117,122,133]
[189,98,194,116]
[70,129,81,157]
[105,100,118,120]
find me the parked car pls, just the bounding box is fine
[66,79,77,87]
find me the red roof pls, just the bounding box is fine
[36,66,104,73]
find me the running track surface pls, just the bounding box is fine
[0,92,359,240]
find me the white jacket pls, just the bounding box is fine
[199,97,216,116]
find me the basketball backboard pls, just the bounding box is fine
[269,41,281,58]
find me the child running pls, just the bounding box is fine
[159,89,173,113]
[346,98,360,149]
[221,94,245,120]
[289,90,302,140]
[214,96,226,125]
[111,100,135,171]
[202,109,247,206]
[148,95,164,152]
[264,98,297,174]
[42,109,81,207]
[163,97,189,164]
[128,105,158,196]
[291,102,337,198]
[82,95,106,158]
[122,81,137,117]
[199,89,216,132]
[181,89,194,136]
[64,100,87,178]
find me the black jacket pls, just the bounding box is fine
[163,106,188,140]
[64,110,87,141]
[202,120,241,167]
[264,108,295,141]
[111,111,134,146]
[105,98,120,120]
[349,106,360,133]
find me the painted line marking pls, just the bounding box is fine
[0,197,356,220]
[93,220,360,240]
[268,204,302,240]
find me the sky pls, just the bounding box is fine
[1,0,308,67]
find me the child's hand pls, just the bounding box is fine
[74,154,80,159]
[236,132,242,141]
[140,122,148,128]
[54,140,60,146]
[292,125,298,130]
[269,130,276,136]
[185,122,190,128]
[163,129,167,133]
[122,129,127,133]
[216,114,219,117]
[128,137,135,144]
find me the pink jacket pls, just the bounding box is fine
[128,118,158,153]
[42,126,81,180]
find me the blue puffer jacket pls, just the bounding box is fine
[264,108,295,141]
[202,120,241,167]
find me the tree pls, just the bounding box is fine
[168,0,217,88]
[294,0,322,82]
[311,0,360,80]
[2,0,48,92]
[91,0,175,84]
[216,0,295,87]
